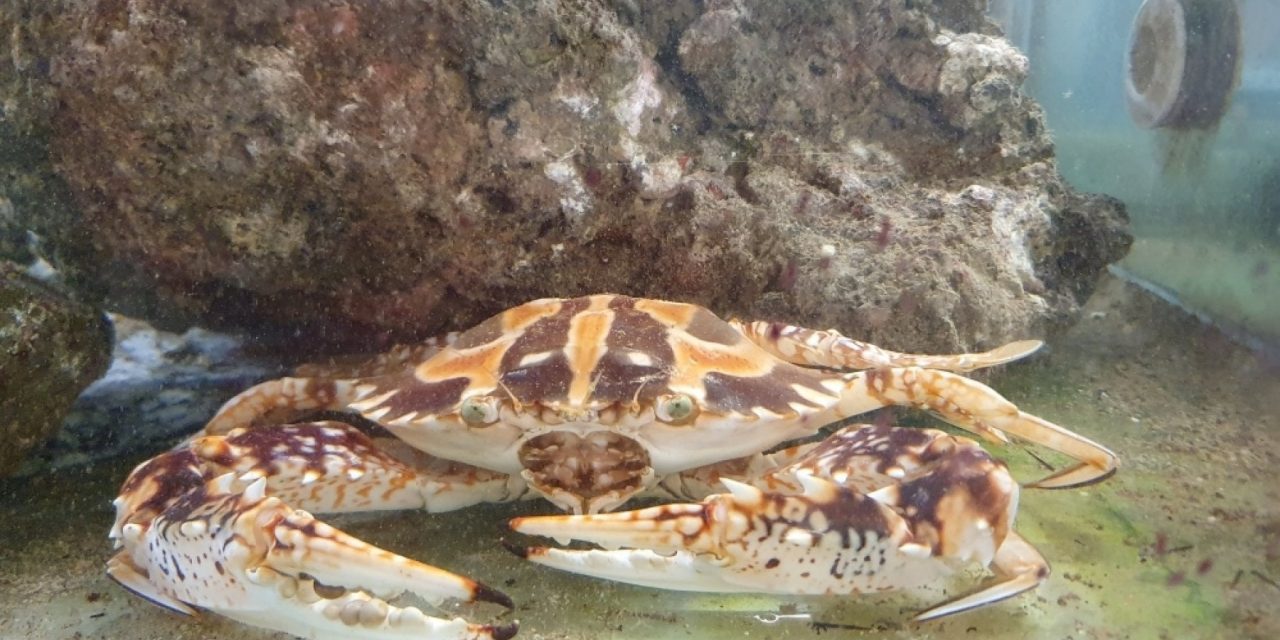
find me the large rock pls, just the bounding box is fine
[0,0,1129,356]
[0,262,111,475]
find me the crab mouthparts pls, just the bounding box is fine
[518,431,652,513]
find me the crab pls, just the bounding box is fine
[108,294,1117,640]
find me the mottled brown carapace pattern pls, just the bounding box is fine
[357,294,835,423]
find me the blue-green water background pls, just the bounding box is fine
[993,0,1280,347]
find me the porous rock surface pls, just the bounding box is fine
[0,0,1129,356]
[0,262,111,476]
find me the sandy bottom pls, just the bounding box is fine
[2,274,1278,640]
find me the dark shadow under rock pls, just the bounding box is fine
[16,313,286,475]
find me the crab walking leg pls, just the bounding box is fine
[650,445,819,502]
[677,423,984,498]
[209,333,468,434]
[657,423,977,501]
[110,423,518,640]
[733,320,1043,373]
[834,367,1118,488]
[203,376,365,435]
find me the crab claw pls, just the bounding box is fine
[513,455,1047,622]
[510,476,934,596]
[508,479,764,592]
[110,473,516,640]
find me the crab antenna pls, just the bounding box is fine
[494,378,523,413]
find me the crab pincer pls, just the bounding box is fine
[108,424,517,640]
[510,425,1050,622]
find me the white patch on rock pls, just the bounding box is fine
[612,59,663,138]
[544,160,591,221]
[555,80,599,118]
[962,184,995,204]
[935,31,1030,132]
[24,257,59,282]
[610,58,689,198]
[935,32,1028,97]
[980,186,1049,296]
[637,156,684,199]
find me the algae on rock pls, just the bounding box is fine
[1,0,1129,357]
[0,263,111,475]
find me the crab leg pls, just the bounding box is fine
[832,367,1118,488]
[730,319,1113,487]
[202,377,365,435]
[110,422,518,640]
[733,320,1043,373]
[206,333,465,435]
[180,422,520,514]
[656,423,968,501]
[650,446,815,502]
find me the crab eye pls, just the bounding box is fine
[460,396,500,426]
[655,393,698,424]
